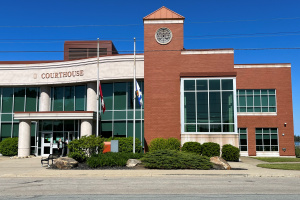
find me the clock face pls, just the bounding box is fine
[155,27,172,45]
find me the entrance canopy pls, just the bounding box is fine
[14,111,96,120]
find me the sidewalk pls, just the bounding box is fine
[0,156,299,178]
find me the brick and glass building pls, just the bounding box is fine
[0,7,295,157]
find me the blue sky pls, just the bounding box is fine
[0,0,299,135]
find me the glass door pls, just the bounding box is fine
[41,132,53,156]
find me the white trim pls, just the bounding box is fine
[144,20,184,24]
[256,152,280,157]
[238,112,277,116]
[181,50,234,55]
[181,132,238,135]
[234,64,291,68]
[14,112,95,120]
[240,151,248,156]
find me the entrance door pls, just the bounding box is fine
[41,132,53,156]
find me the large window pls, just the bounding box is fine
[237,89,276,113]
[238,128,248,151]
[0,87,39,141]
[181,78,237,133]
[51,85,86,111]
[256,128,278,151]
[100,81,144,146]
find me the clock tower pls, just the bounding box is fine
[143,7,185,148]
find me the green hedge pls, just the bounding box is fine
[0,137,18,156]
[87,152,144,168]
[181,142,202,154]
[149,137,180,152]
[295,147,300,158]
[68,135,104,163]
[202,142,220,157]
[221,144,240,161]
[105,137,142,153]
[141,149,212,169]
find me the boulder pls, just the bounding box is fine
[126,159,142,168]
[210,156,231,170]
[55,157,78,169]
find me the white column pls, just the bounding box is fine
[80,119,93,136]
[18,120,31,157]
[87,82,97,111]
[39,86,51,111]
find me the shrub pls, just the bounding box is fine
[0,137,18,156]
[68,135,104,162]
[166,138,181,151]
[106,137,142,153]
[221,144,240,161]
[148,137,181,152]
[295,147,300,158]
[202,142,220,157]
[87,152,144,168]
[181,142,202,154]
[141,149,212,170]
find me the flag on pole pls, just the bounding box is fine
[99,83,106,113]
[136,80,143,107]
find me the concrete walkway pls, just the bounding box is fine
[0,156,299,178]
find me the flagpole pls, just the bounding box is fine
[133,37,136,153]
[96,38,100,137]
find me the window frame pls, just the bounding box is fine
[180,77,238,135]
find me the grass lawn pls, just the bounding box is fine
[251,157,300,162]
[257,163,300,170]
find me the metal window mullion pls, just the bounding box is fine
[207,80,210,132]
[36,88,38,112]
[63,87,65,111]
[112,82,114,138]
[220,81,223,132]
[73,86,76,111]
[260,90,262,112]
[11,88,15,138]
[126,82,128,138]
[0,88,2,139]
[24,87,27,112]
[195,80,197,132]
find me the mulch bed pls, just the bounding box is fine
[48,162,146,170]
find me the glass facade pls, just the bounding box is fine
[100,81,144,146]
[51,85,86,111]
[0,87,39,141]
[181,78,236,133]
[237,89,276,113]
[255,128,278,151]
[238,128,248,151]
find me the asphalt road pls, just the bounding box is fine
[0,176,299,199]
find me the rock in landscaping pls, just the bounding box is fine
[0,154,2,157]
[210,156,231,170]
[126,159,142,167]
[55,157,78,169]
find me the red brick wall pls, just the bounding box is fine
[144,22,234,148]
[235,67,295,156]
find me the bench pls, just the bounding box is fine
[41,154,59,167]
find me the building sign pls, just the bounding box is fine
[41,70,84,79]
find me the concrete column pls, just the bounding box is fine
[39,86,51,111]
[87,82,97,111]
[18,120,31,157]
[81,119,93,136]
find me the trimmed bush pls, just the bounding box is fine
[149,137,181,152]
[181,142,202,154]
[202,142,220,157]
[141,149,212,169]
[295,147,300,158]
[221,144,240,161]
[166,138,181,151]
[0,137,18,156]
[68,135,104,162]
[106,137,142,153]
[87,152,144,168]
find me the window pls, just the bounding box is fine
[181,78,237,133]
[51,85,86,111]
[237,89,276,113]
[255,128,278,151]
[238,128,247,151]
